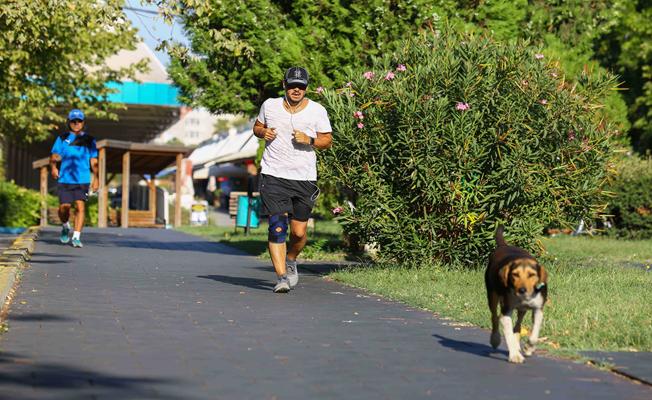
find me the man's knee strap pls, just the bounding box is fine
[268,214,289,243]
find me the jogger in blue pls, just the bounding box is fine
[50,109,99,248]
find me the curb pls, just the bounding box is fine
[0,226,40,315]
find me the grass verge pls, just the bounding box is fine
[330,235,652,355]
[176,220,356,262]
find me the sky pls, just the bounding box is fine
[123,1,189,67]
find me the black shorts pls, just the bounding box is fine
[58,183,89,204]
[259,174,317,221]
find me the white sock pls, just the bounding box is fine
[63,222,71,229]
[72,231,81,240]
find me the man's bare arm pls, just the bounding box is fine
[90,158,99,191]
[313,131,332,150]
[50,154,61,179]
[253,120,277,141]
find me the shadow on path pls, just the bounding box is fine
[38,229,245,256]
[197,275,273,291]
[7,313,75,322]
[248,263,353,277]
[0,351,181,399]
[433,334,507,360]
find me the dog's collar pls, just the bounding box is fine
[535,282,546,292]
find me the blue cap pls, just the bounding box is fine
[68,109,85,121]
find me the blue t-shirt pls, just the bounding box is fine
[50,132,98,184]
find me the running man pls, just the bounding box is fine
[50,109,99,248]
[253,66,333,293]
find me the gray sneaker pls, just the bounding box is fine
[273,276,290,293]
[286,260,298,288]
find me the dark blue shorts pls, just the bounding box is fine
[58,183,89,204]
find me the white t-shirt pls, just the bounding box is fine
[256,97,332,181]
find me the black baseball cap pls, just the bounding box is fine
[284,67,309,86]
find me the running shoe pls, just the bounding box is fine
[273,276,290,293]
[71,238,83,248]
[60,226,70,244]
[286,260,299,288]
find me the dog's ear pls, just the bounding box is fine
[538,264,548,283]
[499,264,511,287]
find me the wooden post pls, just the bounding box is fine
[39,166,48,227]
[121,151,130,228]
[174,153,183,227]
[98,147,107,228]
[148,176,157,222]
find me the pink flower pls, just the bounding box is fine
[535,53,544,60]
[363,71,375,80]
[332,206,344,215]
[384,71,395,80]
[349,92,355,97]
[396,64,407,72]
[539,99,548,105]
[345,81,352,87]
[455,102,470,111]
[316,86,324,94]
[551,72,558,78]
[353,111,364,120]
[357,122,364,129]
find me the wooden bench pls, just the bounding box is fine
[117,210,163,228]
[48,207,158,227]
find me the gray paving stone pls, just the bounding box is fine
[582,351,652,385]
[0,227,649,399]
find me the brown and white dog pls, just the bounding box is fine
[485,226,548,363]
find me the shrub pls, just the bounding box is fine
[85,195,98,226]
[319,30,619,265]
[604,155,652,238]
[0,180,41,227]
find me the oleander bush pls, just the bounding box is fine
[319,30,620,265]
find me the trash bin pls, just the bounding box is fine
[236,195,260,228]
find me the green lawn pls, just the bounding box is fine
[177,220,354,262]
[330,236,652,356]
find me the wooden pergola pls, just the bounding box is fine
[32,139,193,228]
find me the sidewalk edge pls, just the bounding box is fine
[0,226,40,317]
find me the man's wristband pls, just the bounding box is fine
[309,137,315,146]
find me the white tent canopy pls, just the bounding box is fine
[190,129,259,179]
[157,128,259,178]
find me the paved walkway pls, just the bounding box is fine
[0,228,650,399]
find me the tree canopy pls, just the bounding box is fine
[0,0,146,142]
[159,0,651,151]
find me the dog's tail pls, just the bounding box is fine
[495,225,508,247]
